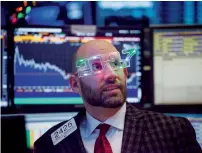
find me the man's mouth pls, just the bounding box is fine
[102,85,120,92]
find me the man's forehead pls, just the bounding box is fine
[76,44,118,60]
[76,52,120,63]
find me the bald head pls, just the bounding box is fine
[72,40,118,73]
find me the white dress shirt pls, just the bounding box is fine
[80,103,126,153]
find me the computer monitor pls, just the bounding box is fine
[152,25,202,105]
[24,112,78,149]
[13,25,146,112]
[166,113,202,148]
[13,27,83,108]
[96,2,202,25]
[1,28,8,108]
[96,1,155,26]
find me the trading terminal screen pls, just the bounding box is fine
[14,26,143,105]
[153,27,202,105]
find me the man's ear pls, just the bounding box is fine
[124,68,128,77]
[69,74,80,93]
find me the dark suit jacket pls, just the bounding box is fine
[34,104,202,153]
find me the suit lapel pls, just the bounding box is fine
[61,111,87,153]
[121,104,145,153]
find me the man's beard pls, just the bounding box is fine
[79,79,127,108]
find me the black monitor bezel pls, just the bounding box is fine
[1,26,13,113]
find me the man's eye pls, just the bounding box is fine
[111,60,121,67]
[92,63,102,71]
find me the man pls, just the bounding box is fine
[34,40,201,153]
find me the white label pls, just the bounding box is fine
[51,118,77,145]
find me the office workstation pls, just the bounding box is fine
[1,1,202,153]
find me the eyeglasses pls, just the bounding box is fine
[76,52,126,78]
[75,48,137,78]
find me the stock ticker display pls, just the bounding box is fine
[1,29,8,107]
[154,27,202,105]
[14,27,142,105]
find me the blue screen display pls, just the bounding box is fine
[14,26,143,105]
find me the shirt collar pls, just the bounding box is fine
[83,102,126,138]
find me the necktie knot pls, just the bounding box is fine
[97,124,111,136]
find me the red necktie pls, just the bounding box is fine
[94,124,113,153]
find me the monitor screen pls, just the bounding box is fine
[96,1,202,25]
[13,26,143,107]
[153,26,202,105]
[25,112,78,148]
[12,2,92,26]
[96,1,155,25]
[166,113,202,148]
[14,27,83,105]
[1,28,8,107]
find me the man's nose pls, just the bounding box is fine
[103,64,117,81]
